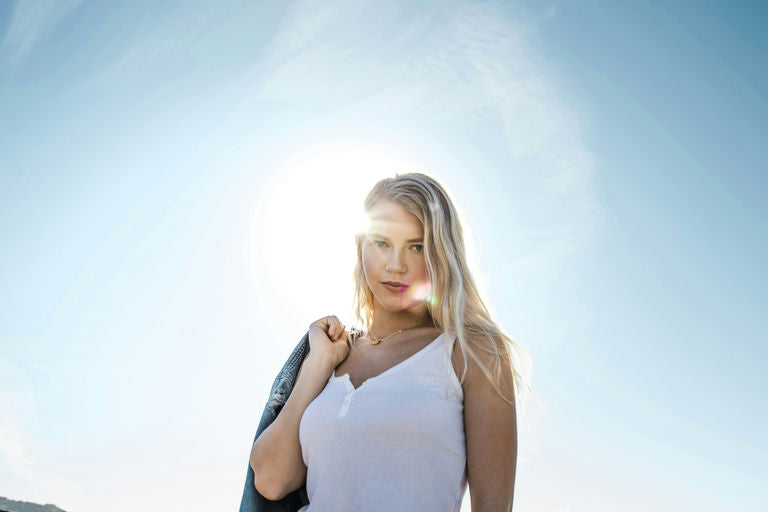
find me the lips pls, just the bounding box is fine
[382,281,409,293]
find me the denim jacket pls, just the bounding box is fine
[239,331,312,512]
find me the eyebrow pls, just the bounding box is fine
[372,234,424,243]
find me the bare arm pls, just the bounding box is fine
[460,341,518,511]
[250,353,335,500]
[250,316,350,501]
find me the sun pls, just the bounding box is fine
[257,143,423,321]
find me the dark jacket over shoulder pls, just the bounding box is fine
[239,331,311,512]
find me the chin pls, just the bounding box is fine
[383,296,426,312]
[375,294,411,309]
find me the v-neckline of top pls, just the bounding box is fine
[331,332,445,392]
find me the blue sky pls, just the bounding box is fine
[1,1,765,511]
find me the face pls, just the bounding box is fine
[361,199,432,315]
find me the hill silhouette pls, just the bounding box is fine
[0,496,67,512]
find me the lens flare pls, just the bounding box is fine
[410,282,440,307]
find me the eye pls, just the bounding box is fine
[374,240,388,247]
[412,244,424,252]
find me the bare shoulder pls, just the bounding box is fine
[450,332,515,392]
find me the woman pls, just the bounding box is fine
[248,172,531,511]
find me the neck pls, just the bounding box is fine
[369,304,434,337]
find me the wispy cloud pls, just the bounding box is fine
[1,0,82,65]
[254,0,600,247]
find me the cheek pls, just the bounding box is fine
[361,247,378,277]
[412,261,428,280]
[409,252,427,271]
[362,246,383,266]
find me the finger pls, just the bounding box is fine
[313,320,333,341]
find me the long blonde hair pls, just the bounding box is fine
[349,172,533,414]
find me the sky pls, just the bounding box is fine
[0,1,765,511]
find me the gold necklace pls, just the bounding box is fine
[365,324,431,345]
[365,328,404,345]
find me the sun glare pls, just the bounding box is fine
[258,142,425,319]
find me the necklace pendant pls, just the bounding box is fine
[371,338,381,345]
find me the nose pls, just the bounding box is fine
[385,249,406,274]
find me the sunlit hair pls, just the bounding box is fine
[349,172,533,414]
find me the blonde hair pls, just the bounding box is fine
[349,172,533,415]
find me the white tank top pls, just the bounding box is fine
[298,331,467,511]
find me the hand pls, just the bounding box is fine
[307,315,350,370]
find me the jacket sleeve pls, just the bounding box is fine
[238,331,311,512]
